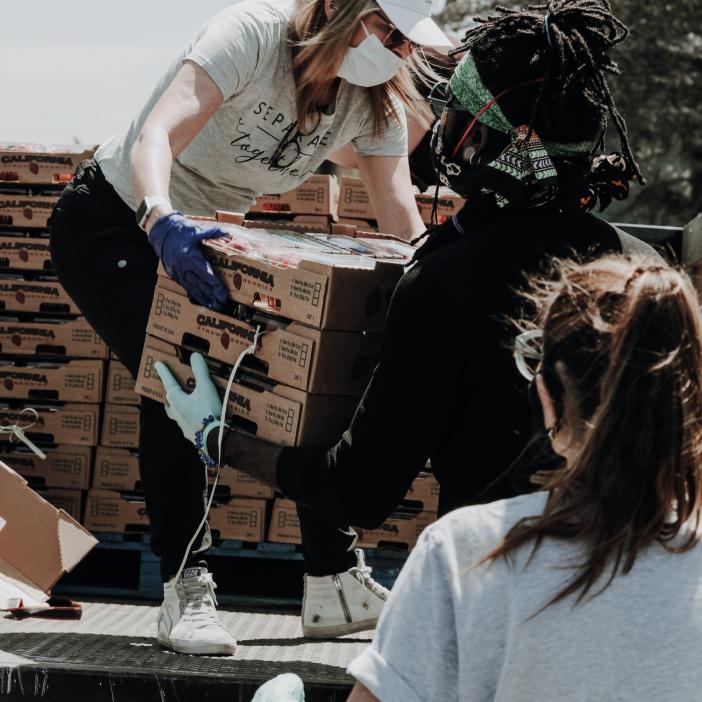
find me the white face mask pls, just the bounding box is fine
[337,21,407,87]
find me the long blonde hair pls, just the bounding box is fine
[289,0,436,135]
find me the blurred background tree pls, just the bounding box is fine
[436,0,702,226]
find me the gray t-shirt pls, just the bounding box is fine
[96,0,407,215]
[349,491,702,702]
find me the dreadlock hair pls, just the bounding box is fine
[412,0,642,263]
[450,0,644,183]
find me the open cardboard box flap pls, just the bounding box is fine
[0,461,97,609]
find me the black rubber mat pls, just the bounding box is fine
[0,602,370,701]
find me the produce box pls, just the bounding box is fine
[147,277,382,395]
[195,227,406,331]
[0,235,52,270]
[2,445,92,490]
[208,497,267,542]
[248,175,339,220]
[0,401,99,446]
[0,143,94,185]
[83,489,149,534]
[0,316,107,358]
[106,360,139,405]
[0,359,103,403]
[92,447,140,492]
[0,192,59,229]
[136,337,357,446]
[100,404,140,449]
[0,276,79,315]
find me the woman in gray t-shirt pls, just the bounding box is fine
[348,254,702,701]
[49,0,452,657]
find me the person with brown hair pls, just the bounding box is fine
[48,0,452,655]
[345,254,702,700]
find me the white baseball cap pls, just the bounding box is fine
[376,0,454,52]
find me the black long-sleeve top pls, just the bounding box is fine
[276,209,658,529]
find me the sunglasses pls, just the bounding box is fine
[372,11,418,51]
[427,81,472,119]
[514,329,543,382]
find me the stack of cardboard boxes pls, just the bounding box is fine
[81,356,145,535]
[0,155,444,554]
[337,176,465,231]
[134,210,439,550]
[269,469,440,551]
[0,143,105,525]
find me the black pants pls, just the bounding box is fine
[49,160,355,579]
[49,160,210,581]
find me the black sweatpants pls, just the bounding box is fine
[49,160,211,581]
[49,159,356,579]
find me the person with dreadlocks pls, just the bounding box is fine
[155,0,662,639]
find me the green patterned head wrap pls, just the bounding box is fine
[443,53,592,207]
[449,53,592,156]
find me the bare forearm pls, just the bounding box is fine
[376,204,425,242]
[358,155,427,242]
[129,128,175,230]
[207,427,283,489]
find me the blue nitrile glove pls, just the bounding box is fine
[154,352,225,466]
[148,212,229,310]
[251,674,305,702]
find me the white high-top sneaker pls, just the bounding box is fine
[157,563,236,655]
[301,549,390,638]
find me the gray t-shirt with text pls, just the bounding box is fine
[96,0,407,215]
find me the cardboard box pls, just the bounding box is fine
[2,445,92,490]
[210,467,274,499]
[0,144,95,185]
[415,191,465,226]
[83,489,149,534]
[92,447,140,492]
[101,404,140,449]
[0,193,59,230]
[248,175,339,219]
[244,219,330,235]
[339,177,376,221]
[148,278,382,394]
[0,359,103,403]
[36,487,83,523]
[106,361,139,405]
[0,276,80,315]
[338,217,378,229]
[356,510,436,549]
[0,402,99,446]
[331,222,378,238]
[0,461,97,609]
[402,471,440,513]
[208,497,267,542]
[268,501,436,549]
[338,176,465,227]
[0,316,107,358]
[267,498,301,544]
[136,337,357,446]
[198,233,404,332]
[0,235,53,270]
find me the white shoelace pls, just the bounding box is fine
[350,563,390,601]
[180,573,223,629]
